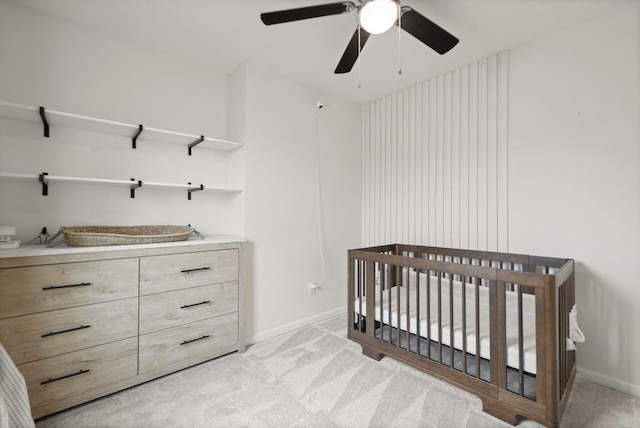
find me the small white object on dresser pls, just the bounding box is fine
[0,236,245,420]
[0,226,20,249]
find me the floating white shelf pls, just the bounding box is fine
[0,172,242,199]
[143,181,242,192]
[0,100,243,152]
[0,101,40,123]
[0,172,35,180]
[42,175,134,186]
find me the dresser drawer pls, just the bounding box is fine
[0,258,138,318]
[139,312,238,374]
[19,337,138,410]
[0,298,138,365]
[140,250,238,295]
[140,281,238,334]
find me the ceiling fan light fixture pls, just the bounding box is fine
[358,0,398,35]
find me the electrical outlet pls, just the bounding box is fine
[308,281,318,295]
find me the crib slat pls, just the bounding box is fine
[426,271,432,359]
[416,269,421,356]
[535,287,547,405]
[450,273,455,368]
[559,278,566,391]
[475,278,481,379]
[348,257,355,331]
[489,281,504,387]
[405,266,410,351]
[396,271,401,348]
[518,283,525,396]
[386,267,392,345]
[494,282,507,389]
[462,275,467,374]
[365,261,376,335]
[438,272,443,364]
[378,263,383,341]
[497,282,507,390]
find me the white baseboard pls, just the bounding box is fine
[577,366,640,398]
[247,306,346,345]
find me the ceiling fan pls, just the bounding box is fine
[260,0,459,74]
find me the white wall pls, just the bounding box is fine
[509,2,640,395]
[238,62,362,342]
[0,0,241,240]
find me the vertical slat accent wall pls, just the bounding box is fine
[362,52,509,250]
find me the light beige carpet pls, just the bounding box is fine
[36,316,640,427]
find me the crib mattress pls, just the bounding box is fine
[354,273,537,374]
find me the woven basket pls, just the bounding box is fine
[46,225,202,247]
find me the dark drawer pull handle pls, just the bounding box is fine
[180,334,210,346]
[40,369,90,385]
[180,267,211,274]
[42,282,92,291]
[42,324,91,338]
[180,300,211,309]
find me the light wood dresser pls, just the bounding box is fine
[0,236,245,420]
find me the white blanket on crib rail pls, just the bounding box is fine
[355,273,538,374]
[567,305,585,351]
[0,341,35,428]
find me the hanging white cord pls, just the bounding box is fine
[314,106,327,286]
[397,4,402,75]
[357,24,362,88]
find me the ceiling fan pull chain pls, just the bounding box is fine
[397,3,402,75]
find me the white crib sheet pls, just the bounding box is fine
[354,273,537,374]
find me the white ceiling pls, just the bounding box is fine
[11,0,623,104]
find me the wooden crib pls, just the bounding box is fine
[348,244,576,427]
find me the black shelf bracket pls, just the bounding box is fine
[132,124,143,149]
[130,178,142,198]
[187,183,204,200]
[188,135,205,156]
[39,106,50,138]
[39,172,49,195]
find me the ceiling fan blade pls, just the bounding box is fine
[261,2,356,25]
[334,28,371,74]
[399,7,459,54]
